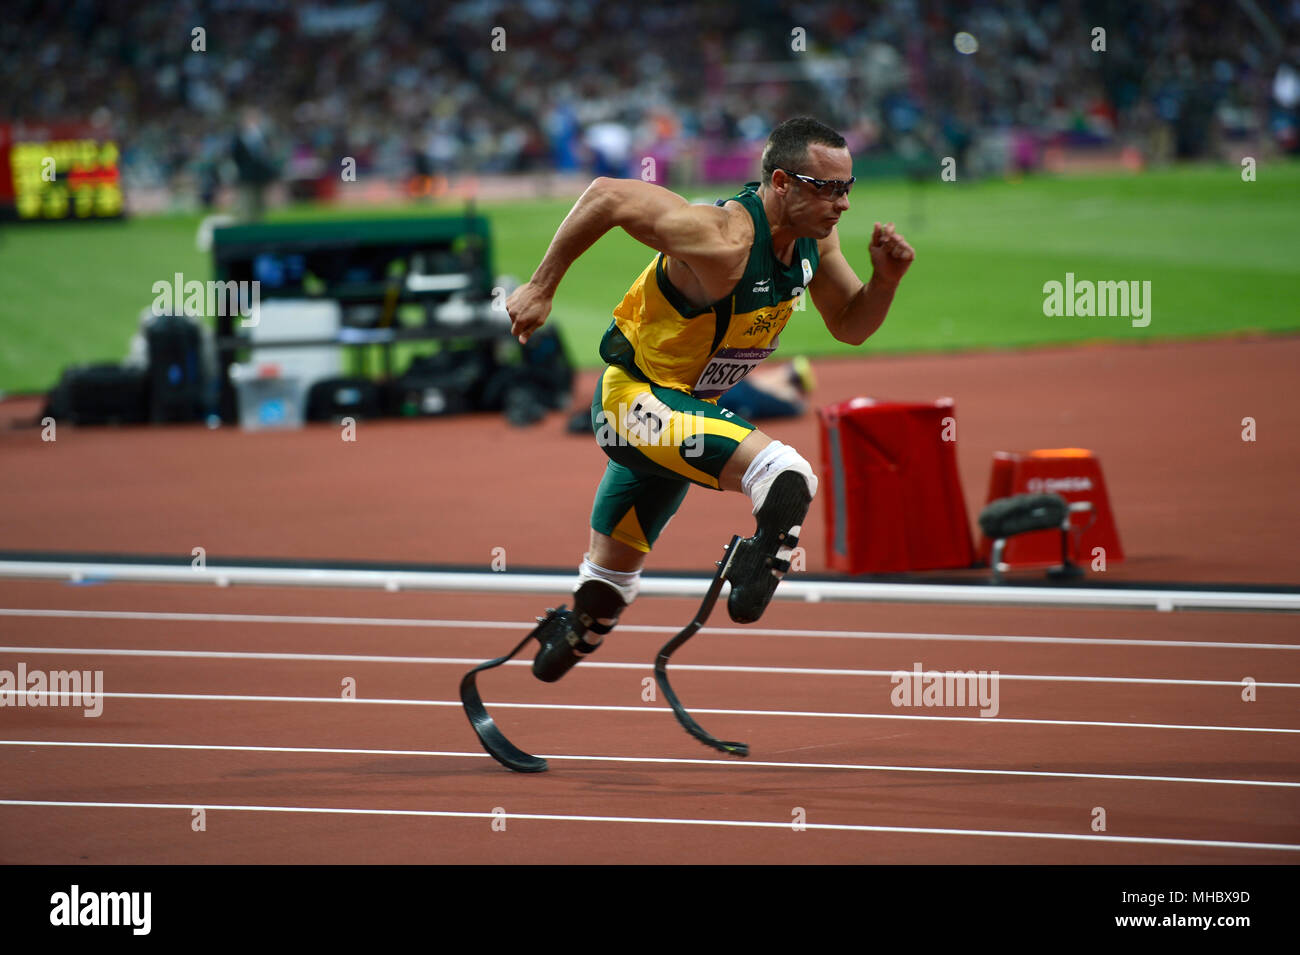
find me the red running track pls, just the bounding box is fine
[1,577,1297,864]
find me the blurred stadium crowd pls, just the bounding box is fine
[4,0,1298,204]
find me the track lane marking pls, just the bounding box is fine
[1,645,1296,688]
[0,799,1295,852]
[8,690,1296,733]
[2,608,1294,651]
[2,739,1296,788]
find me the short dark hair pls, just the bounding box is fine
[760,117,847,186]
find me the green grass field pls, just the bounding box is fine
[1,162,1297,394]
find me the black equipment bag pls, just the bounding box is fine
[476,325,575,426]
[43,364,150,425]
[147,314,205,422]
[388,373,475,417]
[517,323,573,409]
[388,342,496,417]
[306,377,384,421]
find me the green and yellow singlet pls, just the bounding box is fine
[598,182,820,400]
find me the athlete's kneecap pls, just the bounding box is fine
[724,468,813,624]
[578,555,640,604]
[740,440,818,514]
[575,555,640,634]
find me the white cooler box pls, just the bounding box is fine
[234,300,343,429]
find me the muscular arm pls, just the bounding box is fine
[507,177,749,343]
[808,222,915,347]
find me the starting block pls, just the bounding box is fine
[978,492,1095,583]
[818,397,974,574]
[977,448,1123,572]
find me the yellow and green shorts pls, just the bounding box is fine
[589,363,756,553]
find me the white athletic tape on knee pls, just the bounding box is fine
[741,441,818,514]
[577,555,641,605]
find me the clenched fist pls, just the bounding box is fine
[506,281,553,345]
[868,221,915,285]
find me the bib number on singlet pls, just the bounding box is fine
[693,346,772,398]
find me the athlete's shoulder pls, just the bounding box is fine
[715,183,762,234]
[717,198,756,252]
[663,196,753,268]
[692,195,751,259]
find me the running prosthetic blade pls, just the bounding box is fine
[725,470,812,624]
[460,611,561,772]
[654,535,750,757]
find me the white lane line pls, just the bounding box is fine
[2,645,1296,689]
[25,690,1299,734]
[3,739,1296,788]
[4,560,1298,610]
[2,608,1295,651]
[0,799,1295,852]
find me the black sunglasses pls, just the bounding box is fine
[777,167,855,199]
